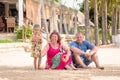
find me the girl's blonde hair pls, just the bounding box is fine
[33,24,40,29]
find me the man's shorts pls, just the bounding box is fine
[72,54,92,68]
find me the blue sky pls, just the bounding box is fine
[61,0,83,9]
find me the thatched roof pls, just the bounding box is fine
[77,11,94,27]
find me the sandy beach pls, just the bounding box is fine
[0,43,120,80]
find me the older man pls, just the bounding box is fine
[70,32,104,69]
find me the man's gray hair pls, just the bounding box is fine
[76,32,83,36]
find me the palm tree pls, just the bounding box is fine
[84,0,90,41]
[94,0,99,46]
[89,0,108,45]
[101,0,108,45]
[111,7,117,35]
[111,0,120,35]
[89,0,102,45]
[89,0,120,45]
[118,5,120,30]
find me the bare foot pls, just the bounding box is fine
[65,65,73,70]
[38,67,42,70]
[83,66,92,69]
[69,64,78,70]
[97,66,104,70]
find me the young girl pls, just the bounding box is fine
[31,24,42,70]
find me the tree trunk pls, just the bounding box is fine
[118,7,120,31]
[112,8,117,35]
[68,14,70,33]
[94,0,99,46]
[84,0,90,41]
[102,0,107,45]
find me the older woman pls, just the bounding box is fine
[42,31,76,70]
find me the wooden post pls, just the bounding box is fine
[74,11,77,34]
[41,0,48,33]
[53,7,59,32]
[59,6,63,34]
[50,6,54,33]
[5,3,9,17]
[18,0,23,26]
[38,0,41,29]
[63,14,68,34]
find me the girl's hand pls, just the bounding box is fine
[40,38,42,44]
[34,52,40,57]
[34,53,37,57]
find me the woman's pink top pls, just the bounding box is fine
[46,43,72,69]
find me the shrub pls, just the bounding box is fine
[16,27,32,39]
[16,29,22,39]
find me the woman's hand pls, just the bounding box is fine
[61,54,69,62]
[64,55,69,61]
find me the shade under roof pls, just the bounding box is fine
[0,0,18,4]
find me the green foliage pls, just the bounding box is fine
[107,29,112,40]
[79,2,84,13]
[99,28,112,41]
[99,28,102,40]
[16,29,22,39]
[25,28,33,39]
[107,16,112,29]
[16,27,32,39]
[54,0,61,3]
[77,27,85,35]
[89,8,94,22]
[0,39,22,43]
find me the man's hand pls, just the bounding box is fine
[84,52,92,61]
